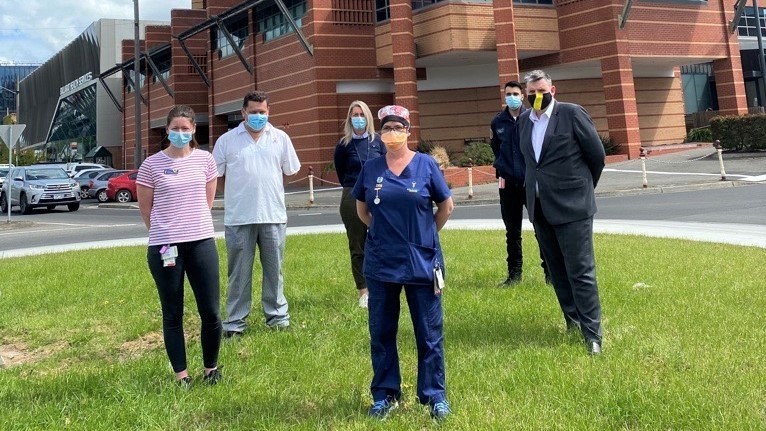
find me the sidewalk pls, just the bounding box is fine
[266,145,764,210]
[102,145,764,211]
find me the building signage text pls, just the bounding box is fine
[60,72,93,96]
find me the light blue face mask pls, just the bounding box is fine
[168,130,193,148]
[351,117,366,130]
[505,95,523,110]
[247,113,268,131]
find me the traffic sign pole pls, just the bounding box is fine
[0,124,26,223]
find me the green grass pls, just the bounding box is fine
[1,231,765,430]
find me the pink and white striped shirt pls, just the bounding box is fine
[137,149,218,246]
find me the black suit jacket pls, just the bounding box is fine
[518,101,605,225]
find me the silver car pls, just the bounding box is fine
[0,167,82,214]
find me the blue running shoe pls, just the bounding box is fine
[430,399,451,421]
[368,395,399,420]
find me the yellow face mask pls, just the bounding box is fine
[381,131,408,150]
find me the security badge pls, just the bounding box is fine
[159,245,178,267]
[374,176,383,205]
[164,169,179,175]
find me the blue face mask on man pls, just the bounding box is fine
[505,95,523,111]
[247,113,268,131]
[168,130,193,148]
[351,117,366,130]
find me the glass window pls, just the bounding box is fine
[256,1,307,42]
[151,51,171,84]
[46,84,98,162]
[214,13,250,59]
[739,6,766,37]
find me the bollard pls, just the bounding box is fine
[308,166,315,205]
[467,158,474,199]
[715,140,727,181]
[640,148,648,188]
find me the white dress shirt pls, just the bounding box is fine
[528,98,556,163]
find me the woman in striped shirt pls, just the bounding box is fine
[137,105,222,389]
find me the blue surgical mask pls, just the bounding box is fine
[168,130,193,148]
[505,95,522,110]
[247,113,268,131]
[351,117,366,130]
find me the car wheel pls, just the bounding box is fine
[97,189,108,203]
[47,205,56,211]
[67,203,80,212]
[116,190,132,203]
[19,194,31,214]
[0,193,7,213]
[79,187,89,199]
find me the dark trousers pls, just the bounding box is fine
[367,278,446,405]
[499,182,549,280]
[339,187,367,290]
[533,199,602,343]
[147,238,222,372]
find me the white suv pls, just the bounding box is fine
[1,166,81,214]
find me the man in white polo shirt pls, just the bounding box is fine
[213,91,301,336]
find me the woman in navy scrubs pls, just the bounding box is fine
[352,105,454,421]
[333,100,385,308]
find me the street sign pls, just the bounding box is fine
[0,124,26,223]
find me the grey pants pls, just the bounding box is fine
[339,187,367,290]
[223,223,289,331]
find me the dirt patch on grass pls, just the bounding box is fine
[119,332,165,361]
[0,340,69,368]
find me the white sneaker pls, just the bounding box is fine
[358,293,369,309]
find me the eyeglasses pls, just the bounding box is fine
[381,126,407,134]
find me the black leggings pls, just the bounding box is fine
[147,238,222,372]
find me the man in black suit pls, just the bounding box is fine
[518,70,606,355]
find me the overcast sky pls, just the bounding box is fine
[0,0,191,65]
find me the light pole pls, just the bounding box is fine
[133,0,142,169]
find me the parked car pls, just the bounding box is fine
[106,170,138,203]
[88,170,127,203]
[0,166,81,214]
[0,164,12,188]
[73,168,112,198]
[67,163,112,177]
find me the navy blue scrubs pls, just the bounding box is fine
[352,152,451,406]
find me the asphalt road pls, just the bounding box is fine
[1,183,765,253]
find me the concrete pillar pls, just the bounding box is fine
[601,54,641,159]
[389,0,420,147]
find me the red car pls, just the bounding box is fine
[106,170,138,203]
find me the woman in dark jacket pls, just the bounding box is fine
[333,100,385,309]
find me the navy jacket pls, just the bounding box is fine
[333,135,385,188]
[490,105,527,185]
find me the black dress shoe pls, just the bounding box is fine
[587,341,602,356]
[498,275,521,288]
[223,330,243,339]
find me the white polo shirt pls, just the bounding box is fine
[212,122,301,226]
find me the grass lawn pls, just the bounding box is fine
[1,230,765,430]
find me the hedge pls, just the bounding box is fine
[710,114,766,150]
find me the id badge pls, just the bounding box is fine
[160,245,178,267]
[434,267,445,295]
[498,177,505,190]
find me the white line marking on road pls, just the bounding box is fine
[297,213,324,217]
[34,222,137,227]
[603,168,749,178]
[740,174,766,182]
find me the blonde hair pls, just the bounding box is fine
[341,100,377,145]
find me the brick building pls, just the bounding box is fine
[113,0,748,176]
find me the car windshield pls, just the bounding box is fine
[26,169,69,180]
[0,169,8,177]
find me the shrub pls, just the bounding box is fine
[685,127,712,143]
[429,145,451,169]
[458,142,494,167]
[710,114,766,150]
[417,139,436,154]
[599,134,620,156]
